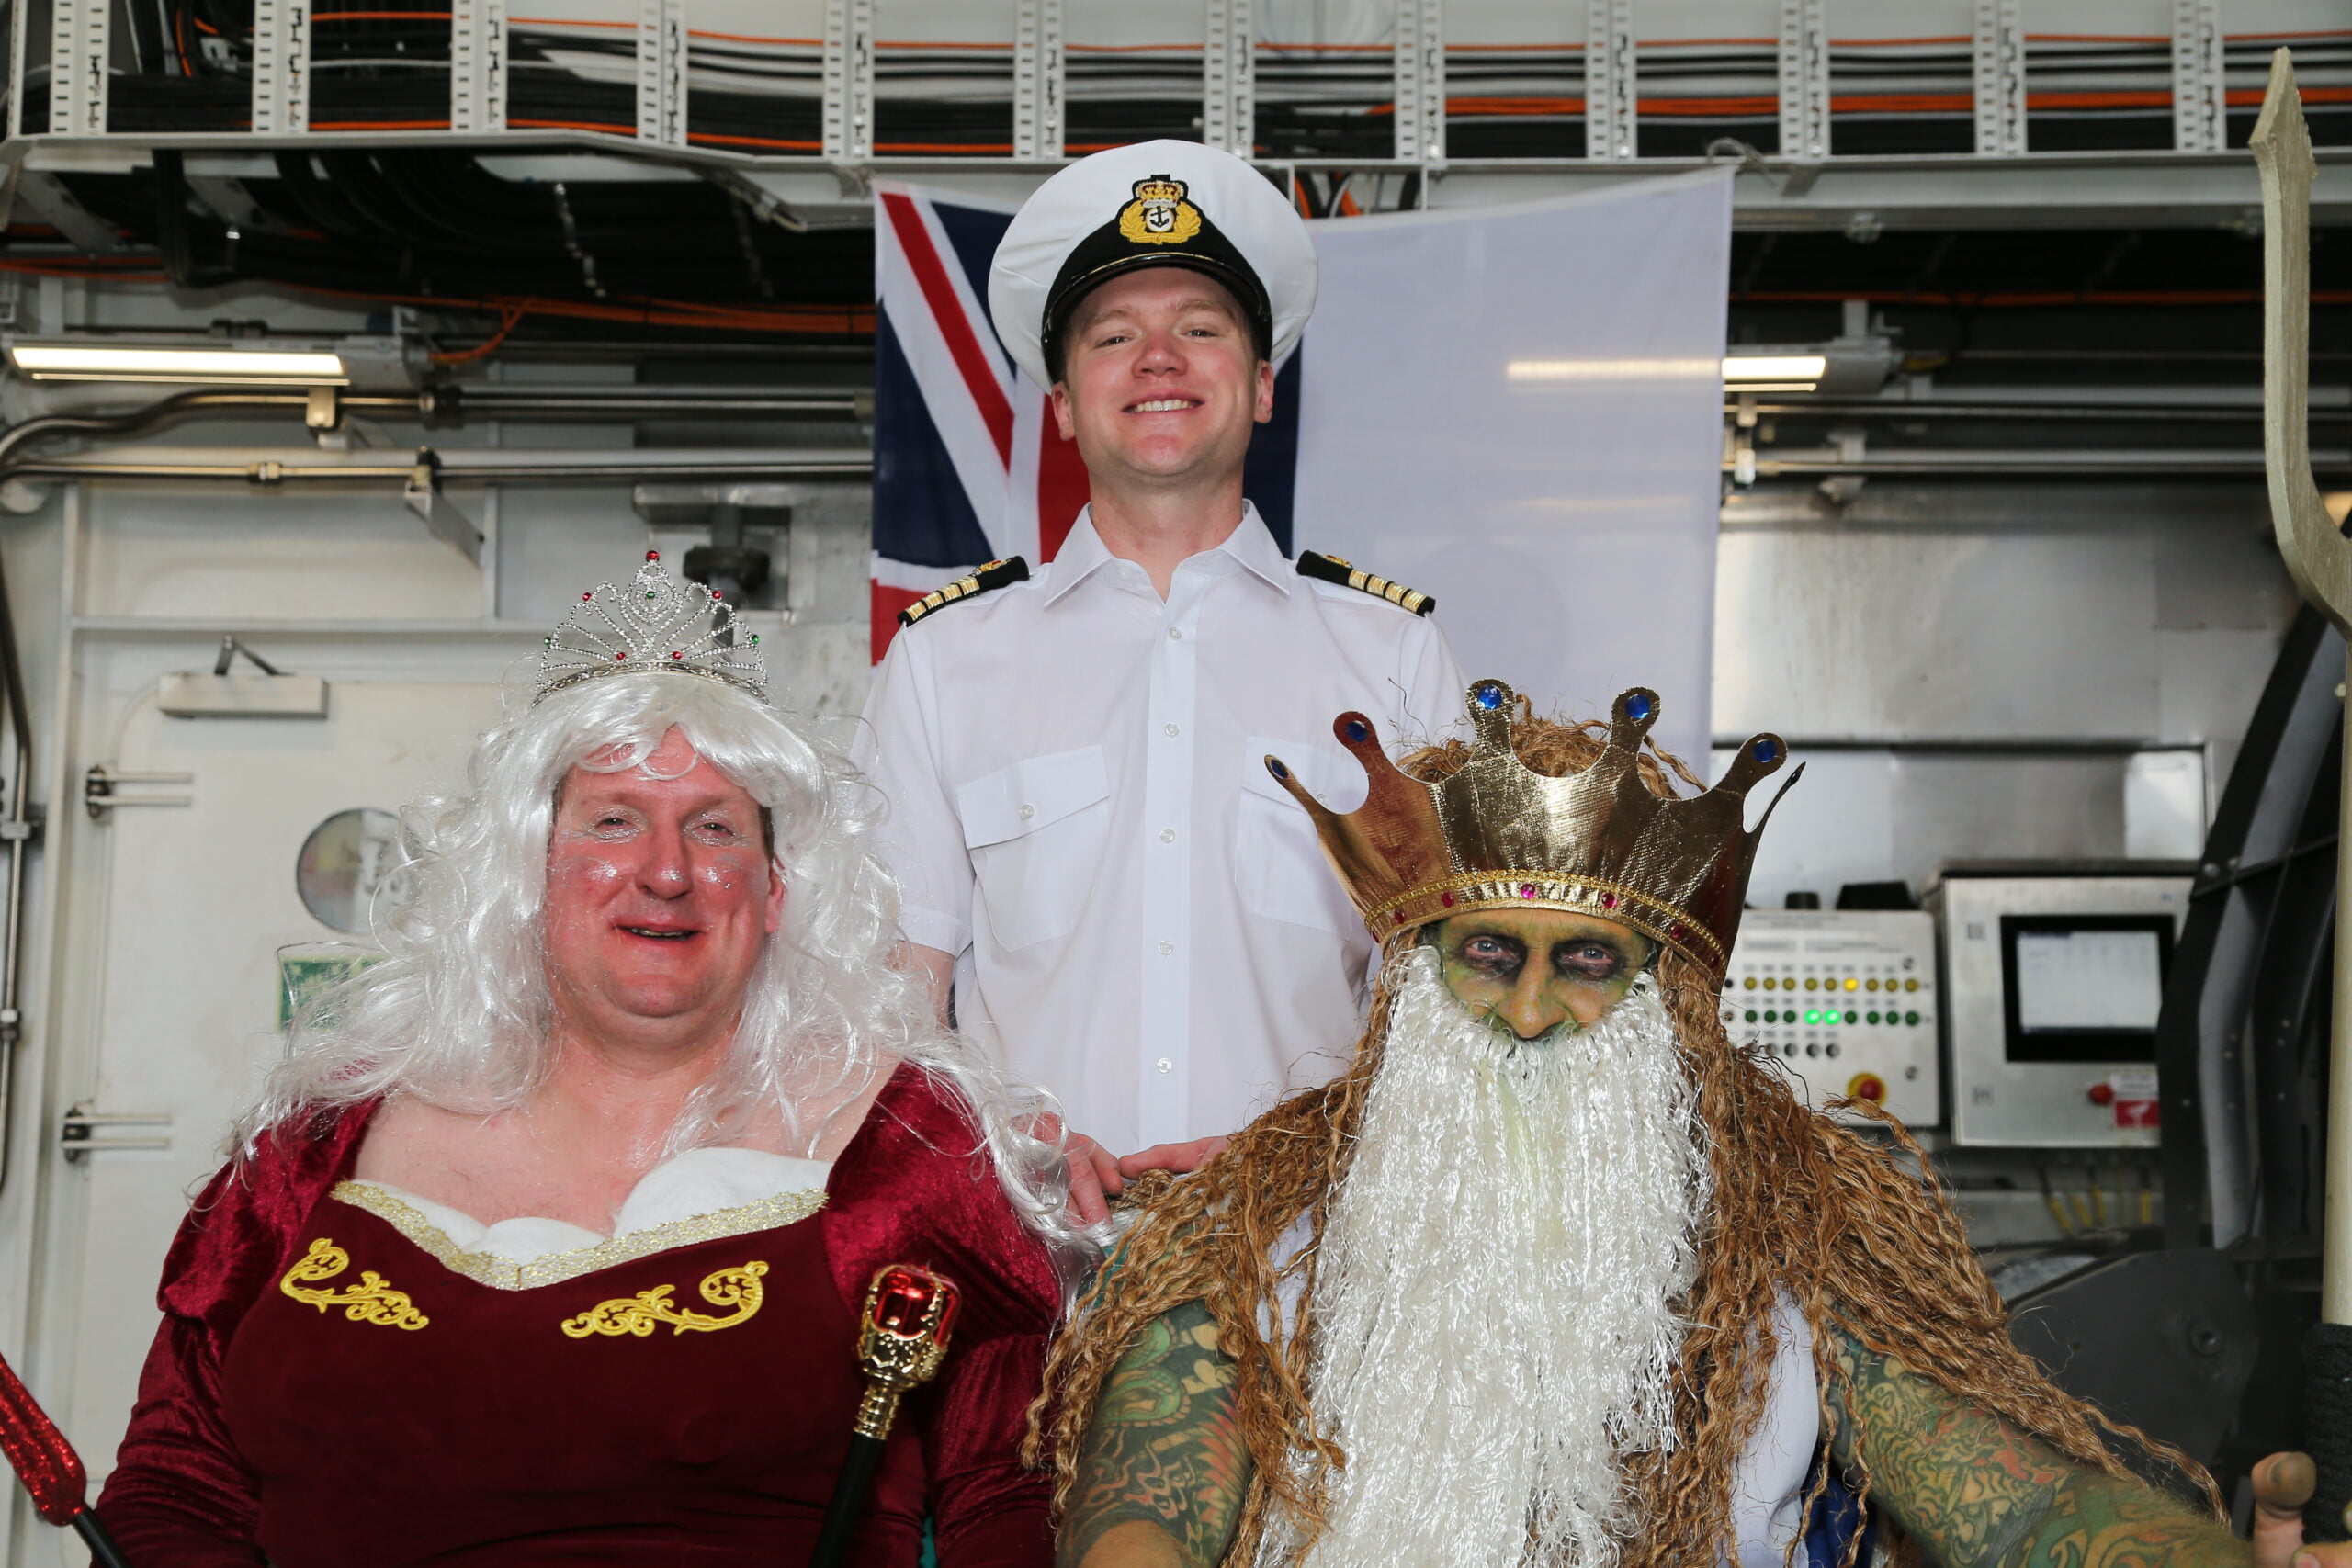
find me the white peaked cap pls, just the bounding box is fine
[987,140,1318,389]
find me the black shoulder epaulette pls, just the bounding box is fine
[1295,550,1436,616]
[898,557,1031,627]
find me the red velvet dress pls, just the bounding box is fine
[96,1065,1059,1567]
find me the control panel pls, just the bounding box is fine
[1724,909,1940,1129]
[1932,868,2190,1148]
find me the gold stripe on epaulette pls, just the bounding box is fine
[1345,568,1429,615]
[902,574,977,626]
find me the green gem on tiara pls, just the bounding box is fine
[749,634,760,645]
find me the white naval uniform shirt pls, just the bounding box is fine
[856,504,1464,1153]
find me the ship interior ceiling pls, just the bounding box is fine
[13,0,2352,1555]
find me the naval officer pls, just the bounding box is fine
[857,141,1463,1222]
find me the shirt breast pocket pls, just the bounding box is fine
[1234,736,1365,938]
[956,746,1113,952]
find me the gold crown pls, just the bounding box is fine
[1132,176,1185,204]
[1266,680,1798,977]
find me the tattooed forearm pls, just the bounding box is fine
[1059,1298,1254,1568]
[1825,1324,2246,1568]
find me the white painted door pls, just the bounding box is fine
[30,654,504,1521]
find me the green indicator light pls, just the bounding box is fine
[1905,1010,1920,1026]
[1844,1010,1858,1025]
[1745,1010,1758,1023]
[1802,1009,1818,1024]
[1867,1011,1881,1025]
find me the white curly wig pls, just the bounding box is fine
[237,669,1088,1272]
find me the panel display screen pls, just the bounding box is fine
[1999,915,2173,1064]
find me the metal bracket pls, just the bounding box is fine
[635,0,685,147]
[13,169,119,253]
[1585,0,1636,161]
[250,0,311,134]
[84,764,193,820]
[1012,0,1065,162]
[2170,0,2223,154]
[404,448,484,565]
[1203,0,1254,158]
[821,0,875,161]
[1777,0,1829,163]
[451,0,508,131]
[1973,0,2026,157]
[60,1104,172,1159]
[1393,0,1445,166]
[46,0,108,135]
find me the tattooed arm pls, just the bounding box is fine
[1825,1324,2246,1568]
[1059,1298,1253,1568]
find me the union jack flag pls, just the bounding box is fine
[870,180,1299,662]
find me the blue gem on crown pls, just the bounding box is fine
[536,552,768,706]
[1473,682,1506,712]
[1625,692,1656,723]
[1751,738,1781,764]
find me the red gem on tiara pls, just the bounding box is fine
[711,590,723,600]
[646,550,660,561]
[1600,892,1618,909]
[614,651,628,661]
[670,650,684,660]
[1440,892,1455,908]
[581,592,593,601]
[1519,883,1537,898]
[1392,911,1405,925]
[1668,922,1687,940]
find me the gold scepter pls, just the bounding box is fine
[2251,45,2352,1544]
[808,1263,962,1568]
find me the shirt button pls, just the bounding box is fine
[1167,626,1182,640]
[1159,828,1177,843]
[1018,803,1035,820]
[1164,723,1180,738]
[1156,1058,1173,1073]
[1157,939,1174,955]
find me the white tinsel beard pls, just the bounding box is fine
[1272,947,1711,1568]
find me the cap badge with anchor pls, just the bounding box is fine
[1118,176,1203,246]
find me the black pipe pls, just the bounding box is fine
[71,1509,134,1568]
[807,1437,885,1568]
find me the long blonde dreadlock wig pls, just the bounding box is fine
[1030,703,2216,1567]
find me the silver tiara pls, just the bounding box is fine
[537,551,768,705]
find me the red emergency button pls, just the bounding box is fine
[2087,1082,2115,1106]
[1846,1073,1886,1104]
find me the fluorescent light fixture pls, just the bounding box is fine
[1508,357,1718,382]
[1722,354,1827,390]
[7,342,349,384]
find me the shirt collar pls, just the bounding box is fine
[1042,503,1294,605]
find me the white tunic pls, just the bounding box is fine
[856,505,1464,1152]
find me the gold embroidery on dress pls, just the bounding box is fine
[328,1180,826,1292]
[279,1237,430,1330]
[559,1260,768,1338]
